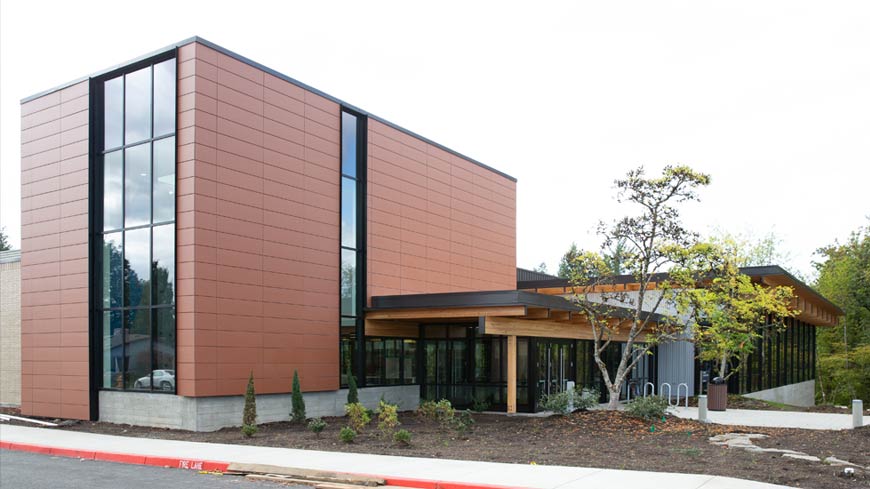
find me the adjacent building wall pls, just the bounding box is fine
[1,250,22,407]
[176,42,341,398]
[744,379,815,407]
[19,81,90,420]
[366,120,516,300]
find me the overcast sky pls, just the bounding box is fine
[2,1,868,279]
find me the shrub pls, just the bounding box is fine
[817,345,870,405]
[308,417,326,435]
[291,370,306,423]
[346,368,359,404]
[418,399,455,425]
[241,371,258,437]
[625,395,670,420]
[539,387,599,414]
[377,400,400,439]
[471,396,490,413]
[339,426,356,443]
[451,409,475,435]
[393,429,411,446]
[345,402,371,432]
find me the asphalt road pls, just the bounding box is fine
[0,449,307,488]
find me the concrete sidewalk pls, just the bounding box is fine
[1,424,789,489]
[670,406,869,430]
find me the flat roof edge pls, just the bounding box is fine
[22,35,516,183]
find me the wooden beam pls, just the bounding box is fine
[366,305,526,320]
[524,307,550,319]
[507,335,517,414]
[364,319,419,337]
[483,316,648,343]
[549,310,570,321]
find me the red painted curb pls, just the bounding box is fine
[2,441,523,489]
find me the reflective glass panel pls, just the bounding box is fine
[341,177,356,248]
[124,308,151,390]
[403,339,417,384]
[125,66,152,144]
[153,59,176,137]
[124,143,151,227]
[152,224,175,305]
[341,249,356,317]
[124,227,151,308]
[102,310,123,388]
[154,308,176,392]
[103,150,123,231]
[152,137,175,223]
[385,339,401,385]
[104,76,124,150]
[365,338,384,385]
[102,232,123,308]
[341,112,357,177]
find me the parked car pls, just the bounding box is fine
[133,369,175,391]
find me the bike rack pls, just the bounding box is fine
[676,383,689,408]
[644,382,656,397]
[660,382,672,404]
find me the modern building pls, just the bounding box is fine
[18,37,842,430]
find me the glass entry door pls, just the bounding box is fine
[537,340,574,398]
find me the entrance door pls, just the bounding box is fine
[536,340,573,399]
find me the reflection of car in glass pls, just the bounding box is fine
[134,369,175,391]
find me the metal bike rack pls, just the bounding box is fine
[644,382,656,397]
[676,383,689,408]
[660,382,672,404]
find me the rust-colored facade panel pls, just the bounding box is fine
[19,81,90,420]
[177,42,341,397]
[366,120,516,300]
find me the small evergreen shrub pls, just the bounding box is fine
[393,429,411,446]
[308,417,326,435]
[451,409,475,435]
[471,396,490,412]
[291,370,306,423]
[625,395,670,420]
[540,387,599,414]
[418,399,455,426]
[345,402,371,432]
[346,368,359,404]
[377,400,400,439]
[339,426,356,443]
[241,372,258,437]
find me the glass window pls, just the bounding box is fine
[385,339,401,385]
[154,308,176,391]
[102,232,123,308]
[153,137,175,223]
[366,338,384,385]
[103,151,123,231]
[124,66,152,144]
[124,227,151,308]
[152,224,174,305]
[103,310,123,389]
[341,249,356,317]
[124,143,151,227]
[403,339,417,384]
[341,112,357,177]
[104,76,124,150]
[153,59,176,138]
[125,308,151,390]
[341,177,357,248]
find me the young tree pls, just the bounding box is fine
[0,227,10,251]
[242,372,257,437]
[685,248,797,380]
[291,370,306,423]
[532,262,549,274]
[568,165,712,410]
[346,367,359,404]
[558,243,581,279]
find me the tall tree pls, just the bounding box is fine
[558,243,581,279]
[0,227,10,251]
[532,262,549,274]
[569,165,712,409]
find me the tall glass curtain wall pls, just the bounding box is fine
[99,58,176,392]
[728,319,816,395]
[339,110,364,387]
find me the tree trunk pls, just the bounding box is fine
[607,387,621,410]
[719,355,728,379]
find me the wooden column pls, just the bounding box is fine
[507,335,517,414]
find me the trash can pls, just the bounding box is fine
[708,377,727,411]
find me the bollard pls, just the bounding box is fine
[699,395,708,423]
[853,400,864,428]
[566,381,576,412]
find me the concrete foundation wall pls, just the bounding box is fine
[100,385,419,431]
[744,379,815,407]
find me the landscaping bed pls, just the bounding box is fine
[11,409,865,489]
[686,395,870,415]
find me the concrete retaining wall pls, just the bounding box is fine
[743,379,815,407]
[100,385,420,431]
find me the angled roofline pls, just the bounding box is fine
[21,36,516,183]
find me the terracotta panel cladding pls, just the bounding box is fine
[19,81,90,420]
[177,43,339,397]
[367,119,516,299]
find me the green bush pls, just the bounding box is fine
[291,370,306,423]
[346,368,359,404]
[339,426,356,443]
[625,395,670,420]
[540,387,599,414]
[471,396,490,413]
[308,417,326,435]
[451,409,475,435]
[345,402,371,432]
[418,399,455,425]
[817,345,870,405]
[241,371,258,437]
[377,400,400,439]
[393,429,411,446]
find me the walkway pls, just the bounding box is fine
[1,424,789,489]
[670,406,869,430]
